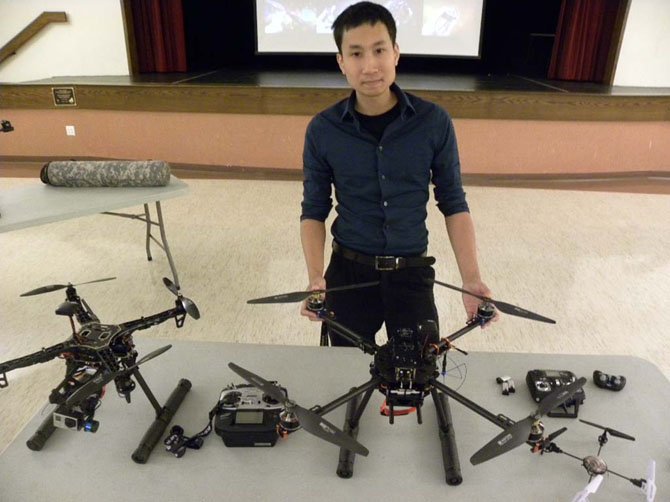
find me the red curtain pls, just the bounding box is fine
[132,0,187,73]
[548,0,620,82]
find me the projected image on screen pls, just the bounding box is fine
[257,1,484,57]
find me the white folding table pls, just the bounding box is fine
[0,340,666,501]
[0,176,189,288]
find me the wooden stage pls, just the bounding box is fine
[3,69,670,121]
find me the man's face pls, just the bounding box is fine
[336,22,400,99]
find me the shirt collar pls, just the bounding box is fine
[340,82,416,122]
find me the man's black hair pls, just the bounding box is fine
[332,2,397,54]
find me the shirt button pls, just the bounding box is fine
[381,174,386,180]
[383,201,388,207]
[378,146,383,152]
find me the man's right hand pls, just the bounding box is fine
[300,277,326,321]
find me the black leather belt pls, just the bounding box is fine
[332,242,435,271]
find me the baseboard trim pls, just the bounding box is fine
[1,156,669,194]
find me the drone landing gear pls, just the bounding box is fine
[26,404,65,451]
[337,392,361,478]
[304,377,379,479]
[336,385,376,478]
[131,370,191,464]
[431,389,462,485]
[25,369,191,463]
[316,377,463,485]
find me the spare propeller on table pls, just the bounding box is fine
[470,377,587,465]
[163,277,200,319]
[247,281,380,304]
[20,277,117,297]
[228,362,369,456]
[432,279,556,324]
[65,345,172,407]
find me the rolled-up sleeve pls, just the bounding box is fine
[431,112,469,217]
[301,116,334,222]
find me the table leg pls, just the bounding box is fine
[143,203,153,262]
[154,201,181,290]
[102,203,181,289]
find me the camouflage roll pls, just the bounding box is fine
[41,160,171,187]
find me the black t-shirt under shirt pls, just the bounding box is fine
[355,102,401,142]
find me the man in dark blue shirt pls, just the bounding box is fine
[300,1,496,346]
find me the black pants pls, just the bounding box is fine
[321,251,439,347]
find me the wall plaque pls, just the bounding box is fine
[52,87,77,107]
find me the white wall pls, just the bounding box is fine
[0,0,128,83]
[614,0,670,87]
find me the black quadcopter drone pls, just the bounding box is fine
[229,279,654,498]
[0,276,200,463]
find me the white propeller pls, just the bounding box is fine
[642,460,657,502]
[571,474,603,502]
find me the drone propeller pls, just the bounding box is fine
[55,301,78,316]
[65,345,172,407]
[228,362,369,457]
[578,419,635,441]
[643,460,657,501]
[162,277,180,296]
[247,281,380,304]
[532,426,568,454]
[571,474,604,502]
[471,377,587,465]
[540,426,568,447]
[162,277,200,319]
[20,277,117,297]
[432,280,556,324]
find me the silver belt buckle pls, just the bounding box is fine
[375,256,400,271]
